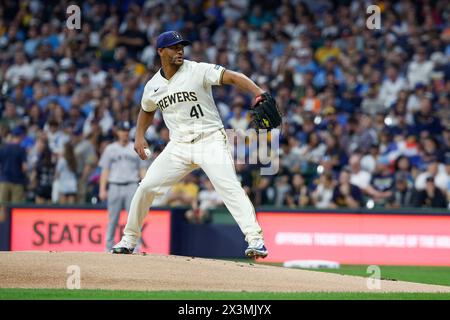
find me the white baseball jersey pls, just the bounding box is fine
[141,59,226,143]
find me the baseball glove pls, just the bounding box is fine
[250,92,282,131]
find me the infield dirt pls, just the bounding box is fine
[1,251,449,293]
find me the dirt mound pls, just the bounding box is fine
[0,251,449,293]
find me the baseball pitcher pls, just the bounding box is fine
[112,31,281,258]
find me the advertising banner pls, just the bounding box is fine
[10,208,171,254]
[257,212,450,266]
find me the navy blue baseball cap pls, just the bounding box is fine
[11,126,25,136]
[156,31,191,49]
[116,121,131,131]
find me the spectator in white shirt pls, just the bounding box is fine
[407,47,434,89]
[45,119,70,155]
[31,44,57,77]
[5,52,34,85]
[361,87,384,116]
[349,154,372,190]
[312,172,336,208]
[434,163,449,195]
[88,60,107,88]
[297,131,327,165]
[349,153,388,200]
[379,65,407,108]
[406,83,427,121]
[227,96,249,131]
[415,160,448,192]
[83,101,114,136]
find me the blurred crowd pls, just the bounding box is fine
[0,0,449,212]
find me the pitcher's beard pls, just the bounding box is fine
[171,56,183,65]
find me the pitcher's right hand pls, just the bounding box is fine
[134,136,150,160]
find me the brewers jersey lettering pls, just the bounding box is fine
[141,60,225,142]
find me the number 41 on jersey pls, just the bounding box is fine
[190,104,204,119]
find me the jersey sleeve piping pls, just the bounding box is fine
[219,68,226,85]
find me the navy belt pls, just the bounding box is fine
[108,182,138,186]
[190,128,222,144]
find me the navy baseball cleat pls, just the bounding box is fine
[245,239,268,259]
[111,238,135,254]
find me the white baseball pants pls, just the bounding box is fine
[122,128,263,246]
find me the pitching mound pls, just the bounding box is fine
[0,251,449,293]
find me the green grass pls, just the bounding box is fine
[1,288,450,300]
[237,260,450,287]
[297,265,450,287]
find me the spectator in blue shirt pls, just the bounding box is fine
[313,57,345,90]
[0,126,28,205]
[413,97,443,137]
[294,48,318,75]
[331,169,363,208]
[370,157,395,206]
